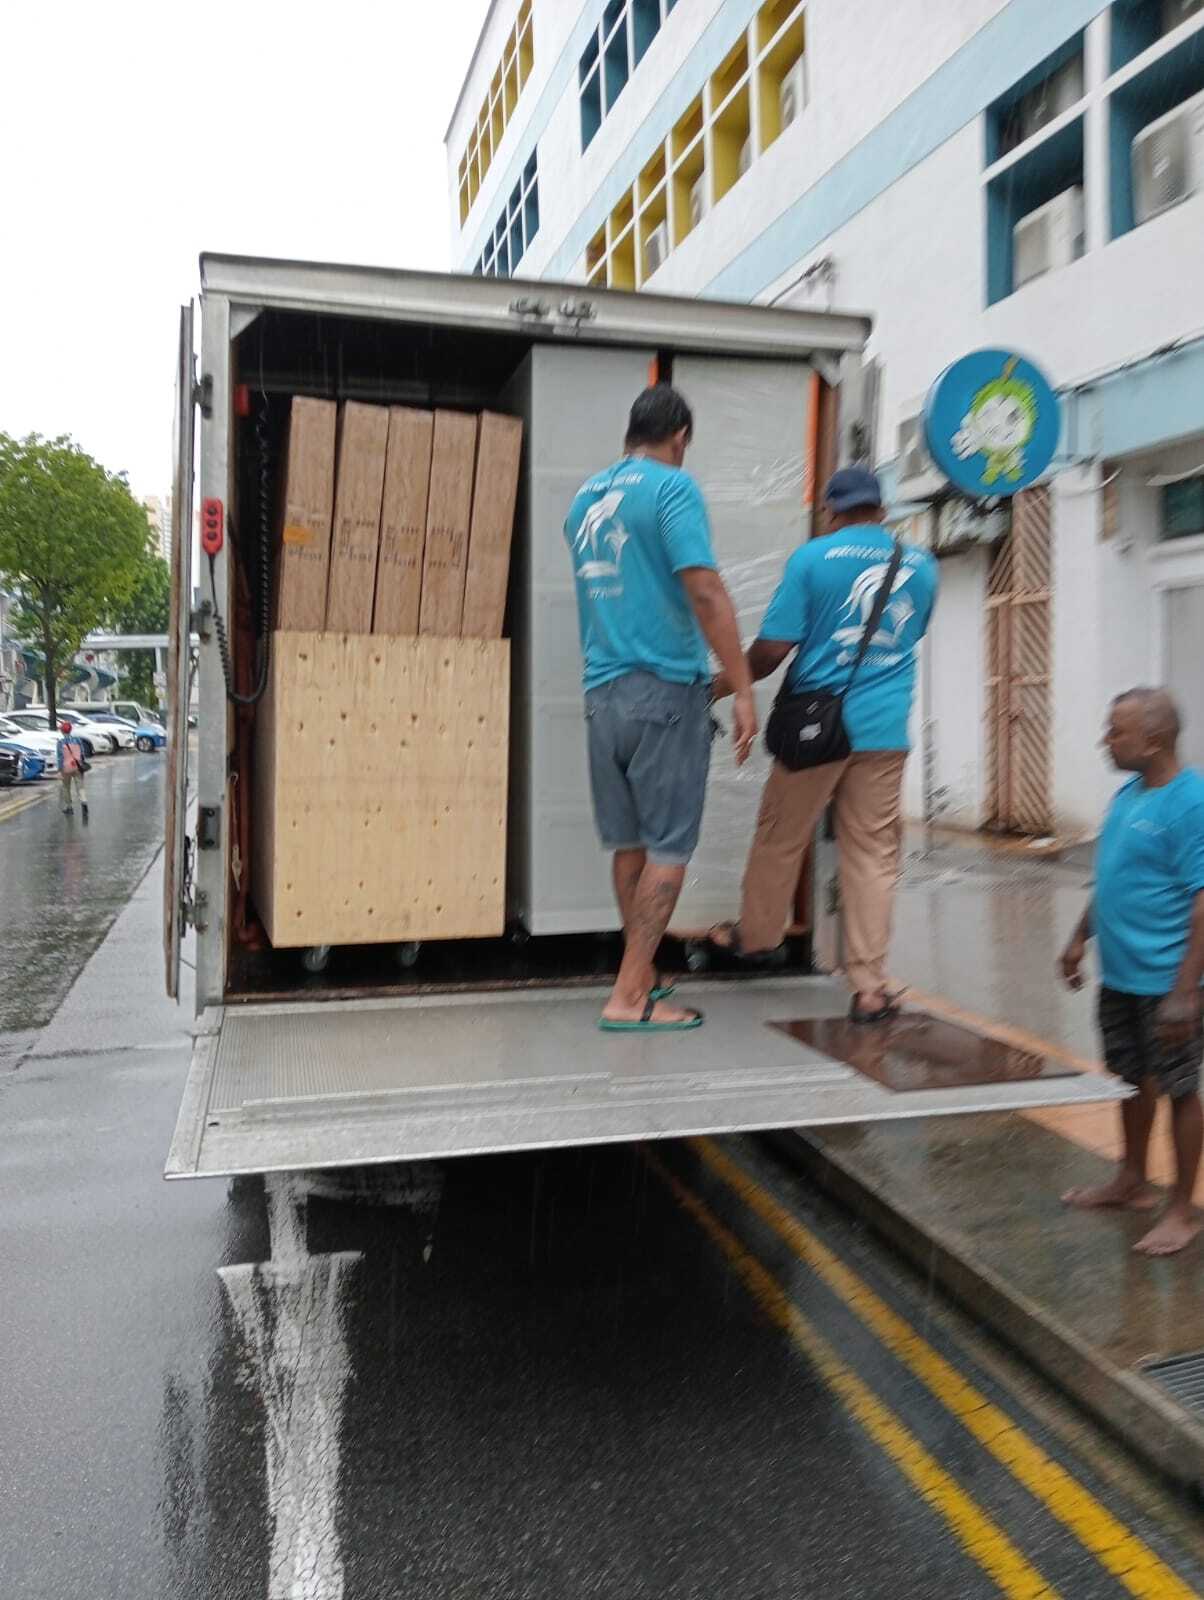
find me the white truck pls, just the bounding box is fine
[164,254,1120,1181]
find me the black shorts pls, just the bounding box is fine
[1098,986,1202,1101]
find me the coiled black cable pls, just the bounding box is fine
[208,394,272,706]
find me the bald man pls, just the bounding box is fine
[1059,688,1204,1255]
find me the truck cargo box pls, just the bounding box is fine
[164,257,1124,1180]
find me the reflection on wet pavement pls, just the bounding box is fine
[893,834,1098,1059]
[0,755,165,1036]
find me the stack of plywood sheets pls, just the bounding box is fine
[253,633,509,947]
[260,398,522,947]
[273,399,522,641]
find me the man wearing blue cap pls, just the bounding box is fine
[711,466,938,1022]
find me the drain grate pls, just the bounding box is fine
[1142,1352,1204,1417]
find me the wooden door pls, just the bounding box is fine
[985,486,1053,835]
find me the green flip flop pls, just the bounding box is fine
[598,995,704,1033]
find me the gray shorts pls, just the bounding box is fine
[584,671,713,866]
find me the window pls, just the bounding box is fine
[1112,0,1204,74]
[984,40,1087,303]
[457,0,534,227]
[475,152,539,279]
[1162,475,1204,538]
[580,0,679,150]
[583,1,806,286]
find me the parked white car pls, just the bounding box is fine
[0,716,59,773]
[75,699,165,729]
[6,709,116,756]
[65,710,138,750]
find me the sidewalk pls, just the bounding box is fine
[791,828,1204,1491]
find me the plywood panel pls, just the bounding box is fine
[462,412,523,639]
[325,402,388,633]
[253,632,508,946]
[373,407,434,636]
[419,411,478,637]
[275,397,337,632]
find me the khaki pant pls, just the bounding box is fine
[60,772,86,810]
[739,751,907,996]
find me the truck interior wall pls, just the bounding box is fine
[218,310,817,1003]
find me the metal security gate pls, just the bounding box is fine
[985,486,1052,835]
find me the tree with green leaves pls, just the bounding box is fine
[0,433,150,726]
[105,549,171,706]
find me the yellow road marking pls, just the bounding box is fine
[646,1149,1060,1600]
[0,788,50,824]
[691,1137,1198,1600]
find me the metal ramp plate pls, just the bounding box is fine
[165,979,1128,1178]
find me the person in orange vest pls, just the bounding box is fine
[57,721,89,822]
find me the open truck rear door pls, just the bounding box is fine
[164,302,196,1001]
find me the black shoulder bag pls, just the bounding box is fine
[764,539,903,771]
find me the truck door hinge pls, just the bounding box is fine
[178,835,208,934]
[190,598,213,641]
[198,805,221,851]
[192,373,214,418]
[559,298,596,329]
[509,296,549,320]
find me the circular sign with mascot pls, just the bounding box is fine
[923,349,1060,497]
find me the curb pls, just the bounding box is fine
[776,1127,1204,1495]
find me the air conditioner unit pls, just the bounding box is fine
[1132,88,1204,224]
[738,135,753,177]
[1012,185,1084,290]
[779,56,807,130]
[1163,0,1204,36]
[643,220,670,278]
[1000,55,1084,153]
[689,174,707,228]
[935,499,1009,552]
[896,404,944,503]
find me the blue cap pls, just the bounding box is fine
[824,465,883,513]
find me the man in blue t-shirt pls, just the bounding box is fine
[1060,688,1204,1256]
[565,384,756,1033]
[711,466,937,1023]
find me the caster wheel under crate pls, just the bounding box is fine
[395,941,422,970]
[301,944,332,974]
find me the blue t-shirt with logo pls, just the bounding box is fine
[1095,768,1204,995]
[565,456,717,690]
[758,525,938,751]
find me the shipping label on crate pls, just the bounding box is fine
[374,407,434,636]
[326,401,389,634]
[419,410,478,637]
[462,412,523,640]
[275,397,337,632]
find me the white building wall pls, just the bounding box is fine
[447,0,1204,835]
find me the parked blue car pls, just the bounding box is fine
[0,742,46,782]
[133,723,167,752]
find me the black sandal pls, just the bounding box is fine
[849,994,904,1025]
[707,922,786,967]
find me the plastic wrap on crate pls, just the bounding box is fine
[670,355,814,930]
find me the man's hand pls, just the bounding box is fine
[731,689,758,767]
[1059,935,1086,992]
[1155,989,1202,1048]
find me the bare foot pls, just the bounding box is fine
[1061,1174,1160,1211]
[600,995,697,1026]
[1133,1207,1202,1257]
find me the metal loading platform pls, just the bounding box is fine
[166,978,1127,1179]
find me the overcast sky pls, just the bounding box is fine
[0,0,493,502]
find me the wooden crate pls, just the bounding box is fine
[373,407,434,635]
[252,632,509,947]
[419,410,478,637]
[462,412,523,639]
[275,397,337,632]
[325,402,389,633]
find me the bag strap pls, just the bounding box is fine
[838,538,903,705]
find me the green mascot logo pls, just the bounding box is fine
[951,356,1038,486]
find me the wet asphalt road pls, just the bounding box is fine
[0,752,167,1057]
[3,783,1204,1599]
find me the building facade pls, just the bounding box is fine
[143,494,173,565]
[447,0,1204,834]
